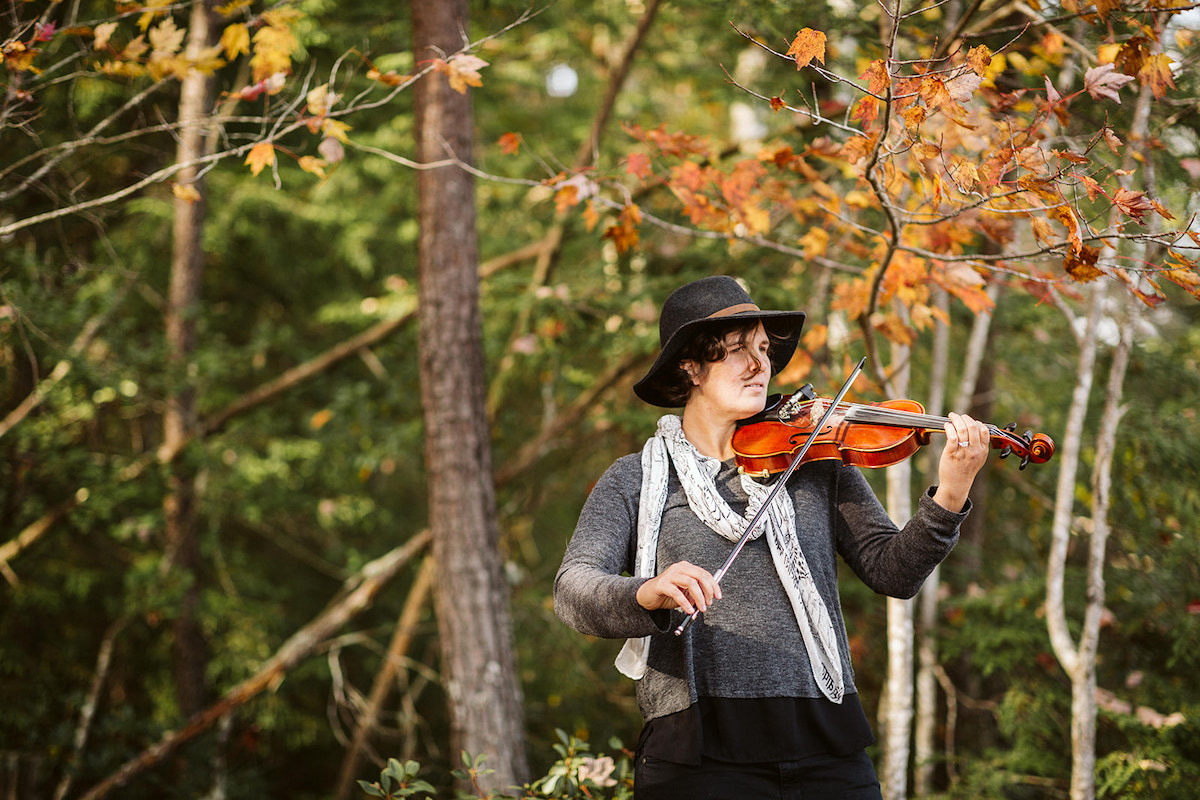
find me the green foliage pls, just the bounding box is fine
[358,734,633,800]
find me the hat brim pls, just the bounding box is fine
[633,309,806,408]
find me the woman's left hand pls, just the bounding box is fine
[931,412,991,513]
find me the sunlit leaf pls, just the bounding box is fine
[245,141,275,176]
[786,28,826,69]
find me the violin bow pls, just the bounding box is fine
[673,356,866,637]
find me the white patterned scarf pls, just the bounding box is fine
[615,414,845,704]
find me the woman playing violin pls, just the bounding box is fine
[554,275,990,800]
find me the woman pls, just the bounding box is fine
[554,275,990,799]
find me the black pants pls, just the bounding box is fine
[634,749,883,800]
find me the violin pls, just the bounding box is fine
[732,384,1055,476]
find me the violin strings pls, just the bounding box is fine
[835,402,1010,439]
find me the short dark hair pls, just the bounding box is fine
[655,320,793,406]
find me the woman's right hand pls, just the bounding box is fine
[636,561,722,616]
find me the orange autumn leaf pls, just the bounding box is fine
[860,60,889,96]
[582,199,600,232]
[1139,54,1176,99]
[919,76,952,112]
[436,54,488,94]
[245,141,275,176]
[853,95,880,129]
[625,151,653,179]
[769,95,786,112]
[603,203,642,254]
[786,28,826,70]
[554,184,580,214]
[965,44,993,76]
[498,132,521,155]
[1064,246,1104,282]
[1048,205,1083,253]
[1113,187,1154,223]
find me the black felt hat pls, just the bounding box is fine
[633,275,806,407]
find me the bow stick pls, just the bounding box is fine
[673,356,866,637]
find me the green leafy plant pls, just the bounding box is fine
[358,758,437,799]
[359,732,633,800]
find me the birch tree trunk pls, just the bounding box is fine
[1046,71,1155,800]
[412,0,528,789]
[914,282,998,793]
[162,0,217,719]
[881,341,913,800]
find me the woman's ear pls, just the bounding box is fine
[680,360,700,385]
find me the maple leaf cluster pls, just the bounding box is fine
[525,8,1200,340]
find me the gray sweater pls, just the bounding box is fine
[554,451,967,724]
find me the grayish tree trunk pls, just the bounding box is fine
[881,339,913,800]
[162,0,217,719]
[412,0,528,789]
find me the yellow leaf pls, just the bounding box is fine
[298,156,327,179]
[93,22,118,51]
[121,34,148,62]
[320,118,352,143]
[173,183,202,204]
[148,55,189,81]
[136,0,173,32]
[1139,54,1176,99]
[220,23,249,60]
[307,85,331,116]
[149,17,185,58]
[799,226,829,258]
[844,191,873,208]
[216,0,253,16]
[786,28,827,70]
[310,409,333,430]
[250,23,299,83]
[245,142,275,176]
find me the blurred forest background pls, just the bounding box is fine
[3,0,1200,799]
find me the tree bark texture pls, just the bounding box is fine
[412,0,528,789]
[162,0,217,719]
[881,341,913,800]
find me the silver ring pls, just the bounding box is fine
[958,440,969,447]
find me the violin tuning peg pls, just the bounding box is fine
[1005,422,1017,432]
[1019,455,1030,470]
[999,446,1012,459]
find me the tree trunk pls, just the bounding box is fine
[881,340,913,800]
[412,0,528,790]
[162,0,217,719]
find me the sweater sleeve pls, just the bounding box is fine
[833,465,968,599]
[554,455,671,639]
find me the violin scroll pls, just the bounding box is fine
[995,423,1055,469]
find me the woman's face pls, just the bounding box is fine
[683,322,772,420]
